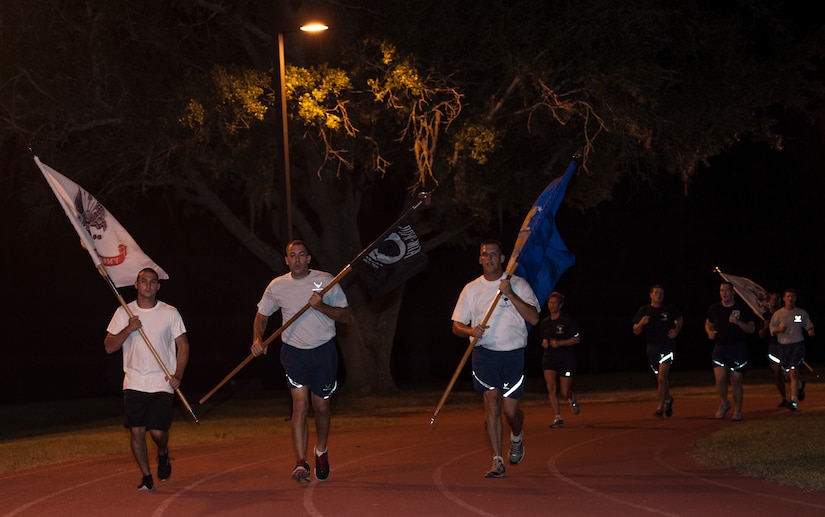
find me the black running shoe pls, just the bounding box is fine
[715,402,731,419]
[798,381,806,402]
[664,397,674,418]
[778,399,790,408]
[292,459,311,482]
[137,474,154,491]
[315,450,330,481]
[569,394,580,415]
[158,451,172,481]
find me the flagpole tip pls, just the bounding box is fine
[417,191,433,206]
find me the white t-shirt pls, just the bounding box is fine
[770,306,814,345]
[106,300,187,393]
[451,274,538,351]
[257,270,349,349]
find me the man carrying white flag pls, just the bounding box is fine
[36,156,197,489]
[714,267,770,319]
[35,156,168,287]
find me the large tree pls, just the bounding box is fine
[2,0,822,394]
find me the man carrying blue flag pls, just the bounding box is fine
[451,239,539,478]
[430,158,576,433]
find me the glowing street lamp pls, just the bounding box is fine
[300,22,329,33]
[274,21,328,243]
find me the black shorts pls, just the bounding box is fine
[768,341,782,365]
[542,347,577,375]
[123,389,174,431]
[780,341,806,371]
[712,343,748,372]
[646,341,675,374]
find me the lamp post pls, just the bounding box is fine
[273,21,328,243]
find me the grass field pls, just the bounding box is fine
[1,367,823,490]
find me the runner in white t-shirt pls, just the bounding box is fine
[105,268,190,492]
[451,239,539,479]
[251,240,351,483]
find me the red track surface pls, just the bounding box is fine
[2,391,824,516]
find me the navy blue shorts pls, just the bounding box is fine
[712,343,748,372]
[647,341,675,374]
[780,341,806,371]
[471,347,525,399]
[123,389,173,431]
[280,340,339,399]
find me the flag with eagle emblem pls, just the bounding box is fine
[35,156,169,287]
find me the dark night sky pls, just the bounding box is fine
[3,120,824,404]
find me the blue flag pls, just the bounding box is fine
[512,160,576,312]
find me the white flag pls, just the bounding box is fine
[716,269,770,320]
[35,156,169,287]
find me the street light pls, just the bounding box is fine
[273,21,328,243]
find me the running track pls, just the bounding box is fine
[2,390,824,516]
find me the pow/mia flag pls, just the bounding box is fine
[352,214,428,298]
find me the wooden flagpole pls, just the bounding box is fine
[199,191,433,405]
[198,264,351,404]
[99,265,200,424]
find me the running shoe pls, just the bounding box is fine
[315,449,330,481]
[508,437,524,465]
[157,451,172,481]
[664,397,674,418]
[798,380,806,402]
[569,394,580,415]
[654,409,664,419]
[292,459,311,483]
[789,400,798,412]
[484,456,505,478]
[731,412,743,421]
[137,474,154,491]
[778,399,790,408]
[715,402,731,419]
[550,417,564,428]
